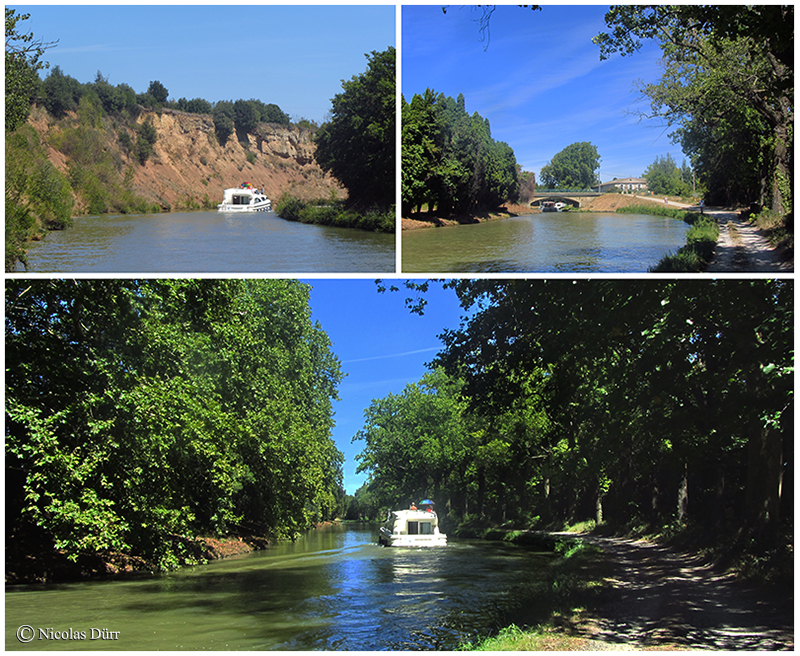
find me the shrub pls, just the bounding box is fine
[212,101,235,144]
[5,125,74,268]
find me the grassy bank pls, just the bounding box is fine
[613,204,718,272]
[275,193,394,233]
[649,215,719,272]
[458,536,608,650]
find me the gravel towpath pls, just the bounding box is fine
[567,535,794,650]
[705,211,792,273]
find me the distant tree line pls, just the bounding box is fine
[39,65,295,143]
[402,89,519,215]
[6,279,345,575]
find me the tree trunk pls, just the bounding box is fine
[744,421,784,535]
[677,462,689,524]
[596,489,604,525]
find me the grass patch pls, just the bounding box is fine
[649,215,719,272]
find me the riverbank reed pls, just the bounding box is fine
[275,193,394,233]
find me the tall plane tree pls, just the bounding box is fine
[314,47,396,209]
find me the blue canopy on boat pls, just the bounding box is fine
[420,499,435,505]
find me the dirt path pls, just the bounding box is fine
[570,535,794,650]
[705,211,793,272]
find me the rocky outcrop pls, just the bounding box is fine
[27,105,344,213]
[130,108,343,210]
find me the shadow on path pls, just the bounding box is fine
[571,535,793,650]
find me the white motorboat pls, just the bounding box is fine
[378,503,447,547]
[218,183,272,212]
[541,201,558,212]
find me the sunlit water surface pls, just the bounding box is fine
[402,212,689,272]
[16,211,395,273]
[6,524,553,650]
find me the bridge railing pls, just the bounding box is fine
[535,188,598,194]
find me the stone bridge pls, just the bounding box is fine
[531,191,601,208]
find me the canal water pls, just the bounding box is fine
[402,211,689,272]
[6,524,553,650]
[15,211,396,273]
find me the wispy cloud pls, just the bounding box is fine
[54,44,114,54]
[343,347,441,364]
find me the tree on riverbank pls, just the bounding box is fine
[357,280,793,553]
[402,89,519,216]
[6,280,345,573]
[594,5,793,215]
[314,47,395,209]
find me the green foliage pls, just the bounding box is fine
[212,100,235,144]
[355,368,476,515]
[315,47,396,208]
[402,89,519,215]
[251,99,290,126]
[615,203,700,221]
[46,115,157,215]
[6,280,345,571]
[539,142,600,189]
[649,216,719,272]
[373,280,792,550]
[42,65,82,117]
[147,80,169,104]
[5,8,53,131]
[595,5,792,214]
[177,97,213,114]
[643,153,692,197]
[275,193,394,233]
[233,99,259,136]
[5,203,36,272]
[135,117,158,165]
[445,280,791,539]
[5,124,74,270]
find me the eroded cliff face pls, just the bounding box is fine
[130,109,345,209]
[28,106,344,212]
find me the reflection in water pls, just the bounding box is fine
[6,524,552,651]
[17,211,395,273]
[402,212,689,273]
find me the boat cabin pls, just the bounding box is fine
[379,507,447,547]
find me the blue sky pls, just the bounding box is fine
[13,5,395,124]
[403,5,687,184]
[303,279,466,495]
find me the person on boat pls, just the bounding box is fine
[410,502,417,510]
